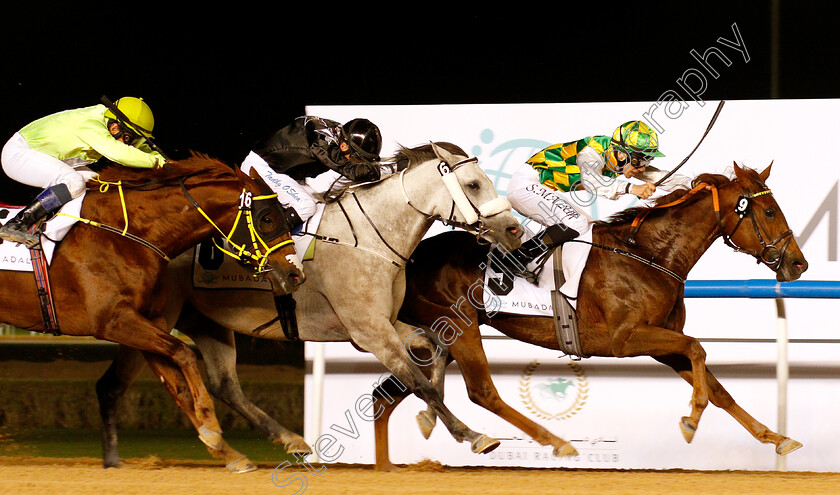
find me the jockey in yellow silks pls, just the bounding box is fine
[0,97,166,248]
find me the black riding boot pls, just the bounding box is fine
[0,185,72,248]
[493,224,582,280]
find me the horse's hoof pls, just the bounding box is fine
[226,456,257,474]
[285,438,313,456]
[416,410,436,440]
[776,438,803,455]
[470,434,501,454]
[198,427,224,450]
[680,417,696,443]
[553,442,578,457]
[375,462,402,472]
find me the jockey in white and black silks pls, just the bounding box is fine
[500,120,693,278]
[0,97,166,248]
[239,116,383,232]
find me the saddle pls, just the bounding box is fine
[486,243,588,359]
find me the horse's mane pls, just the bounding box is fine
[599,171,737,226]
[389,142,468,166]
[322,142,469,201]
[96,152,236,184]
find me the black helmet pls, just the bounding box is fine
[341,118,382,161]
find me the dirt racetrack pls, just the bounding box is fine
[0,457,838,495]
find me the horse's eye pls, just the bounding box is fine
[765,207,776,218]
[466,181,480,190]
[260,214,275,230]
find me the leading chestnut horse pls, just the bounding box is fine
[0,154,303,472]
[373,163,808,470]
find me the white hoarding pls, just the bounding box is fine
[302,100,840,471]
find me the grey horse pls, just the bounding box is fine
[95,142,523,471]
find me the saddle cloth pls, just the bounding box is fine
[483,229,592,316]
[191,202,325,290]
[0,196,84,272]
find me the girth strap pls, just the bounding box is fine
[29,242,60,335]
[550,248,587,359]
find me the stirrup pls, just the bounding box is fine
[0,223,40,248]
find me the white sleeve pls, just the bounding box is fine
[636,166,693,192]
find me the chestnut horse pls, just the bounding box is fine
[372,163,808,470]
[0,154,303,472]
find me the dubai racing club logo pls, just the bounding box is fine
[519,359,589,420]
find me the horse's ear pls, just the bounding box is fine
[238,166,272,194]
[430,141,456,164]
[733,161,751,188]
[759,161,773,182]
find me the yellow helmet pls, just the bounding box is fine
[104,97,155,138]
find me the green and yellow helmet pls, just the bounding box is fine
[611,120,664,158]
[104,96,155,138]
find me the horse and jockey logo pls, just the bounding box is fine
[519,359,589,421]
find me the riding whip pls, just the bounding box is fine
[100,95,171,162]
[654,100,726,186]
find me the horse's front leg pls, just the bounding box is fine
[610,324,710,443]
[140,351,257,473]
[393,321,448,440]
[654,355,802,455]
[180,316,312,456]
[347,316,499,455]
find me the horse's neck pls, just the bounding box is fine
[611,194,723,277]
[90,180,242,259]
[333,172,436,261]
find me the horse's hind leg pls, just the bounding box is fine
[372,374,413,471]
[446,322,578,457]
[96,344,147,468]
[655,355,802,455]
[179,317,312,456]
[610,324,710,443]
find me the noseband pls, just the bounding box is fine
[179,181,294,273]
[712,186,793,271]
[401,156,511,238]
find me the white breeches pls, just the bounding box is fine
[240,151,317,221]
[506,164,593,236]
[1,133,87,198]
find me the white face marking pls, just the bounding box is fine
[286,253,303,272]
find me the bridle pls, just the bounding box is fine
[621,181,793,279]
[400,156,512,240]
[714,186,793,271]
[311,155,512,268]
[179,180,294,273]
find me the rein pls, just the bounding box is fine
[58,176,294,271]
